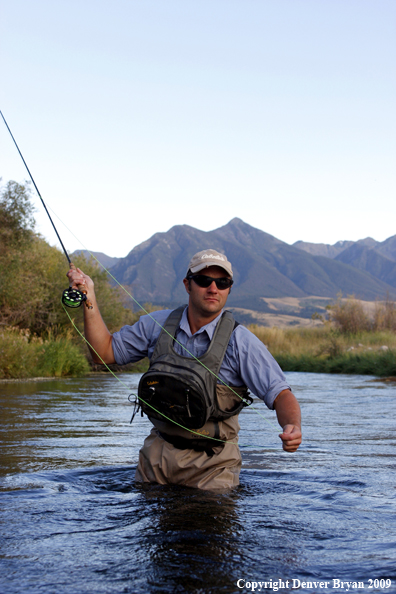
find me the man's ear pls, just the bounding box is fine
[183,278,191,294]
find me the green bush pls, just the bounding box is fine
[275,349,396,376]
[0,327,89,379]
[0,327,40,379]
[36,332,90,377]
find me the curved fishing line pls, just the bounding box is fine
[47,202,278,430]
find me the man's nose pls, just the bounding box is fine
[207,280,218,291]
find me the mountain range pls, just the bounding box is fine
[293,236,396,289]
[75,219,396,323]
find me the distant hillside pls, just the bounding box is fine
[376,235,396,262]
[293,240,354,258]
[294,236,396,263]
[108,218,395,312]
[293,237,379,258]
[335,244,396,288]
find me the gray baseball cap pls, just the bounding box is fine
[187,249,233,278]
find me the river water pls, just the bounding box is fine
[1,372,395,594]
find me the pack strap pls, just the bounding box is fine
[151,306,185,360]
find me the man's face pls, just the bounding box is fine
[183,265,231,319]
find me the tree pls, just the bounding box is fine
[0,179,35,250]
[0,179,136,336]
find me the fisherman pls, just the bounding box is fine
[67,249,301,490]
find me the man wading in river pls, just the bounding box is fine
[67,249,302,490]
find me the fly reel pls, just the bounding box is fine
[62,287,87,308]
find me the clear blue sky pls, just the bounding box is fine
[1,0,395,257]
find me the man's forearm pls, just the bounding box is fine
[83,295,115,364]
[273,389,302,452]
[273,389,301,429]
[67,266,115,364]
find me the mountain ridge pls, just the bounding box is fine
[73,219,396,325]
[293,235,396,262]
[100,219,395,310]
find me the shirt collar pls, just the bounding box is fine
[180,306,223,339]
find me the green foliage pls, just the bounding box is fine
[0,179,65,332]
[36,331,90,377]
[0,327,40,379]
[0,179,136,339]
[0,327,89,379]
[1,233,68,332]
[275,349,396,377]
[316,331,344,359]
[0,178,139,377]
[0,179,35,247]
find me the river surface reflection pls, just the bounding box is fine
[1,372,395,594]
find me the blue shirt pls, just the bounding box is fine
[112,307,290,410]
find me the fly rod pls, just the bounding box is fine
[0,109,92,309]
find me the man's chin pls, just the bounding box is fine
[202,302,222,314]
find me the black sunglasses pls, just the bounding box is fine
[187,274,233,290]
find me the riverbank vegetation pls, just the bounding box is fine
[0,179,139,379]
[250,296,396,376]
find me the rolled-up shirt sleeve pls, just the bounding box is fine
[226,325,290,410]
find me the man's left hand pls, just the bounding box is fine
[279,424,302,452]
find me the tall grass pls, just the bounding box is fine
[0,327,89,379]
[36,330,90,377]
[250,300,396,377]
[273,349,396,376]
[0,328,40,379]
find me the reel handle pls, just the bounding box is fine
[69,263,93,309]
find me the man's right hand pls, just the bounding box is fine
[65,266,115,364]
[67,266,94,297]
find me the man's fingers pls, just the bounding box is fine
[279,434,300,443]
[67,268,86,285]
[283,443,300,452]
[279,431,301,442]
[279,425,302,452]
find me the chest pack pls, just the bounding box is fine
[137,306,252,430]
